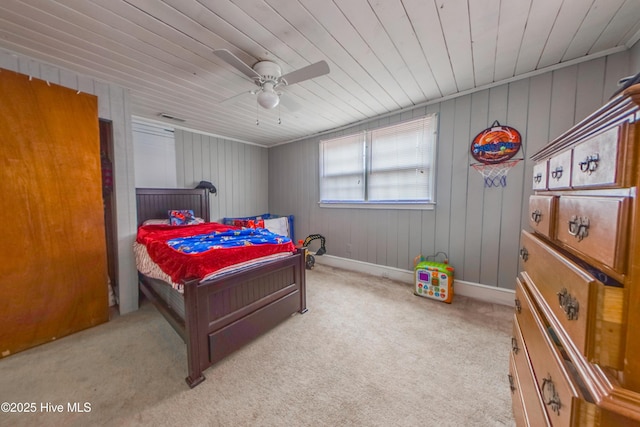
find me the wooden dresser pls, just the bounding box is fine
[509,83,640,426]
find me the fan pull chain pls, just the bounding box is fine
[256,101,260,126]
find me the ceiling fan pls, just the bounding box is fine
[213,49,330,110]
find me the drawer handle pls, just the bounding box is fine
[568,215,589,241]
[533,172,543,184]
[519,247,529,262]
[557,288,579,320]
[511,337,519,354]
[514,298,522,314]
[542,375,562,415]
[508,374,516,393]
[550,166,563,180]
[578,153,599,174]
[531,209,542,224]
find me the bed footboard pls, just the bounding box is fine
[183,248,307,388]
[134,188,307,387]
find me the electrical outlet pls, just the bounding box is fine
[346,243,352,254]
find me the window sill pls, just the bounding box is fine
[319,202,435,210]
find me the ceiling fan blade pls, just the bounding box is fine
[280,60,329,85]
[213,49,261,80]
[220,89,256,105]
[278,92,302,112]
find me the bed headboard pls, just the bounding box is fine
[135,188,211,226]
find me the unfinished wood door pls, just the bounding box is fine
[0,69,108,357]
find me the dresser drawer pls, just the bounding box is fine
[519,231,625,369]
[529,195,557,239]
[509,351,551,427]
[556,195,629,273]
[599,408,640,426]
[509,353,528,427]
[511,306,551,426]
[571,126,621,189]
[548,150,572,190]
[515,278,583,426]
[533,161,548,190]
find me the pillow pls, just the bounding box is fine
[264,217,290,238]
[168,210,199,226]
[232,218,265,229]
[142,219,170,226]
[142,217,205,226]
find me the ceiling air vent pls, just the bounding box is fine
[158,113,186,122]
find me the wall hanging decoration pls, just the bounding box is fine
[470,120,522,164]
[470,120,523,187]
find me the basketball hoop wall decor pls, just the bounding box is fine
[470,120,523,188]
[471,120,522,164]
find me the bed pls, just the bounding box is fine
[135,188,307,388]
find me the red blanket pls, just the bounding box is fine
[137,222,296,283]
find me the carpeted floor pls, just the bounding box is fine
[0,264,515,427]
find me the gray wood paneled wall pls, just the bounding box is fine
[0,49,139,314]
[4,40,636,317]
[175,130,269,222]
[269,48,637,290]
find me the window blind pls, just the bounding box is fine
[319,132,366,201]
[319,114,437,205]
[368,116,435,201]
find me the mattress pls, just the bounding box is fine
[134,241,294,293]
[135,222,296,286]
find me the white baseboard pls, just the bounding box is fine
[313,254,515,307]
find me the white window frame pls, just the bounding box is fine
[319,115,438,210]
[132,121,177,188]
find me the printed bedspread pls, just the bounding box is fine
[136,222,296,284]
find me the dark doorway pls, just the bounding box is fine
[100,119,118,309]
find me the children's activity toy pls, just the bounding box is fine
[414,252,454,303]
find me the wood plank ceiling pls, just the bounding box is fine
[0,0,639,146]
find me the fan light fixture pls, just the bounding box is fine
[257,84,280,109]
[213,49,329,111]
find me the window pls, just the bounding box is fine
[132,121,177,188]
[319,115,438,207]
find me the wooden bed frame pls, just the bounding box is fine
[135,188,307,388]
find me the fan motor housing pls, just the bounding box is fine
[253,61,281,83]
